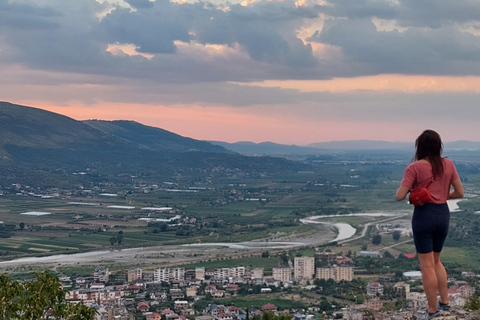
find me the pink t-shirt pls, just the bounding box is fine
[401,158,460,204]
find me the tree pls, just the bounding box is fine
[392,230,401,241]
[0,271,96,319]
[19,222,25,230]
[372,234,382,245]
[116,231,124,245]
[383,250,394,259]
[110,236,117,246]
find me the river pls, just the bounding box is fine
[0,210,415,268]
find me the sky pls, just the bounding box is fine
[2,0,480,145]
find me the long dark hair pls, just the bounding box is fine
[414,129,444,178]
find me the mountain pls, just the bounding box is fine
[211,140,480,156]
[209,141,321,155]
[0,102,305,187]
[307,140,413,150]
[84,120,228,153]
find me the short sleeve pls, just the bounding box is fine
[400,164,416,190]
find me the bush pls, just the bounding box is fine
[0,271,96,319]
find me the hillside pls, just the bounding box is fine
[84,120,227,153]
[0,102,305,187]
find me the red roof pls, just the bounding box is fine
[262,304,278,311]
[404,254,416,259]
[137,302,150,311]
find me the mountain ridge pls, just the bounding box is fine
[210,139,480,155]
[0,101,305,187]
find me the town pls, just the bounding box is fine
[59,248,478,320]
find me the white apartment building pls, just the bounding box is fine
[294,256,315,280]
[214,268,230,281]
[228,267,245,279]
[170,268,185,281]
[153,267,185,283]
[272,267,291,283]
[154,268,170,283]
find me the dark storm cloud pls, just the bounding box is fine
[0,0,59,29]
[3,0,480,86]
[96,0,318,65]
[98,5,191,54]
[310,18,480,76]
[320,0,480,28]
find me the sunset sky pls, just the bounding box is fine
[2,0,480,145]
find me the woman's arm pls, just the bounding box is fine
[396,185,410,201]
[449,179,464,199]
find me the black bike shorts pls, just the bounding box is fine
[412,203,450,254]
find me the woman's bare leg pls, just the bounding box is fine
[418,252,439,313]
[434,251,448,304]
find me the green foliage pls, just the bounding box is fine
[0,271,96,319]
[392,230,401,241]
[372,234,382,245]
[465,295,480,311]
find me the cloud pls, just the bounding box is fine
[319,0,480,28]
[2,0,480,85]
[125,0,154,9]
[310,18,480,76]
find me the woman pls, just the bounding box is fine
[396,129,464,320]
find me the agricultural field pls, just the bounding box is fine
[1,150,480,274]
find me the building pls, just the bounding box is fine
[335,266,354,281]
[315,250,337,266]
[154,268,170,283]
[252,267,264,279]
[316,267,335,281]
[366,282,384,296]
[272,267,291,283]
[394,282,410,299]
[214,268,230,281]
[358,251,381,258]
[228,267,245,281]
[174,300,189,311]
[128,267,142,283]
[186,286,198,297]
[195,267,205,280]
[294,257,315,280]
[93,267,110,283]
[262,304,278,312]
[153,267,185,283]
[170,268,185,282]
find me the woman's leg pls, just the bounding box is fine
[434,251,448,304]
[418,252,438,313]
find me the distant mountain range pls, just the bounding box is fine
[2,101,478,187]
[210,139,480,155]
[0,102,304,187]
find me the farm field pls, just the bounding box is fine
[1,151,480,275]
